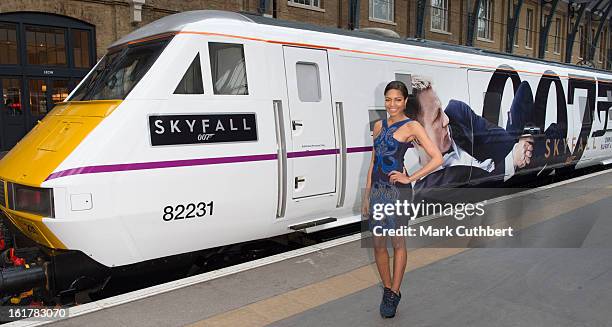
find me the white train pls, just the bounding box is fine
[1,10,612,298]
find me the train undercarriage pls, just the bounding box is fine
[0,212,326,307]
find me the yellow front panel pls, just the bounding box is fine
[0,208,66,249]
[0,100,121,187]
[0,100,122,249]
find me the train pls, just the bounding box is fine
[1,10,611,301]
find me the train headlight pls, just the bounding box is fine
[7,183,55,218]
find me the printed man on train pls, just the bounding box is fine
[405,76,535,200]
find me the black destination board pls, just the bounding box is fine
[149,113,257,146]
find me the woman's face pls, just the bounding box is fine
[384,89,407,118]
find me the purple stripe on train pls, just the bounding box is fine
[347,146,372,153]
[45,154,277,181]
[44,146,373,181]
[287,148,339,158]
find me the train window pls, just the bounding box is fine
[174,53,204,94]
[296,62,321,102]
[208,42,248,95]
[369,109,387,132]
[69,37,171,101]
[395,73,412,93]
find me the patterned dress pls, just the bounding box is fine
[369,118,415,232]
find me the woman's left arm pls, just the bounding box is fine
[389,122,443,185]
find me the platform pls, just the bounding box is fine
[11,168,612,327]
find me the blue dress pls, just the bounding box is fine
[369,118,415,232]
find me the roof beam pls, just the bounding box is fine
[466,0,482,46]
[348,0,360,30]
[415,0,426,38]
[565,1,588,63]
[538,0,561,58]
[506,0,525,53]
[588,1,612,60]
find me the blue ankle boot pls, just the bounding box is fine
[380,287,401,318]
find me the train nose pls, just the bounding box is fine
[0,100,122,186]
[0,100,122,249]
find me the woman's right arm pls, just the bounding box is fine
[362,121,382,216]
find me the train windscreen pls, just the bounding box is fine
[69,37,172,101]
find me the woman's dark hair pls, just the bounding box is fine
[384,80,409,99]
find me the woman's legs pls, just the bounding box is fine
[372,236,392,289]
[390,236,407,294]
[373,235,405,318]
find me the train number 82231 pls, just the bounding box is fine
[162,201,214,221]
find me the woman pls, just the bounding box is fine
[362,81,443,318]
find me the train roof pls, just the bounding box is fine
[112,10,612,76]
[243,12,612,76]
[110,10,254,47]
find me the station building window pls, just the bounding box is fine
[370,0,394,23]
[2,78,22,116]
[0,23,18,65]
[554,18,562,54]
[0,12,96,151]
[73,29,91,68]
[28,79,48,115]
[525,9,534,48]
[477,0,493,40]
[51,79,70,103]
[25,25,67,66]
[289,0,321,9]
[430,0,449,32]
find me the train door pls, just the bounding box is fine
[282,46,337,199]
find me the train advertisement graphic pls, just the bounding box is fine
[406,66,612,199]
